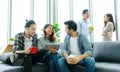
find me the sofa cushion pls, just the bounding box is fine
[95,62,120,72]
[0,61,23,72]
[0,61,49,72]
[69,65,84,72]
[93,41,120,62]
[0,52,13,63]
[32,63,49,72]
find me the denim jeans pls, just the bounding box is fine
[58,57,95,72]
[42,52,60,72]
[49,54,61,72]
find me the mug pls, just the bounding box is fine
[29,47,37,54]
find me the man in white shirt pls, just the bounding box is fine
[58,20,95,72]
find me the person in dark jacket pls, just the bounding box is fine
[9,20,44,72]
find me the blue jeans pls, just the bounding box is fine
[49,54,61,72]
[58,57,95,72]
[42,52,60,72]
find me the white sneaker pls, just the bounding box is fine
[10,53,18,63]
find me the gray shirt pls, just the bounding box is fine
[37,37,57,50]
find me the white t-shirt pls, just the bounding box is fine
[24,37,32,49]
[70,36,81,57]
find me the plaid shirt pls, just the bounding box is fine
[13,32,38,53]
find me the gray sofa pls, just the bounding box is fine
[70,41,120,72]
[93,41,120,72]
[0,41,120,72]
[0,61,49,72]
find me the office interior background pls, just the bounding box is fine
[0,0,120,47]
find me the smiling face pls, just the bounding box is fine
[65,25,72,35]
[44,25,53,36]
[26,24,36,37]
[104,15,109,22]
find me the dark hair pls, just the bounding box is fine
[64,20,77,31]
[82,9,88,15]
[43,24,56,42]
[25,19,36,28]
[104,13,115,31]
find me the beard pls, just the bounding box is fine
[67,33,70,35]
[29,33,35,37]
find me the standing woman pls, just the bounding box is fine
[102,13,115,41]
[38,24,60,72]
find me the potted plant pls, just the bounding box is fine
[9,38,14,44]
[52,22,60,42]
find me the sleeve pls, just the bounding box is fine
[77,21,82,34]
[103,22,113,35]
[13,34,21,53]
[61,36,68,56]
[37,38,44,50]
[81,35,93,56]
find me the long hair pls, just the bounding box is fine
[43,24,56,42]
[104,13,115,32]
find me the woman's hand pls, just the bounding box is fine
[106,32,111,37]
[48,46,57,54]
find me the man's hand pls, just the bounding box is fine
[71,53,89,64]
[71,56,82,64]
[24,48,30,54]
[66,57,75,64]
[15,48,30,54]
[89,29,93,35]
[15,51,24,54]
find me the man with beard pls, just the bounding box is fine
[58,20,95,72]
[9,20,44,72]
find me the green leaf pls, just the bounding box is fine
[52,22,60,38]
[9,38,14,41]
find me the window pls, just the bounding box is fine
[11,0,30,38]
[73,0,89,22]
[117,0,120,40]
[0,0,8,45]
[34,0,47,38]
[58,0,70,42]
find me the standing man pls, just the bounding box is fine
[77,9,93,42]
[10,20,44,72]
[58,20,95,72]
